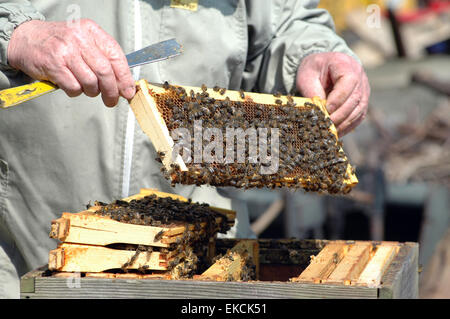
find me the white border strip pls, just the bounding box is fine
[121,0,142,198]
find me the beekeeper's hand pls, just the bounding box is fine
[296,52,370,137]
[8,19,135,107]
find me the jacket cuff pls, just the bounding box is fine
[0,4,45,70]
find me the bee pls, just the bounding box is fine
[239,89,245,99]
[201,84,207,92]
[273,92,281,98]
[154,230,165,241]
[213,85,220,92]
[94,200,108,207]
[163,81,170,90]
[275,99,282,105]
[139,265,150,273]
[219,88,226,95]
[287,100,297,107]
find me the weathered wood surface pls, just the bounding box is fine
[379,242,419,299]
[21,270,377,299]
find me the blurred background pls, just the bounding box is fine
[243,0,450,298]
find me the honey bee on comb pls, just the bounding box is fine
[146,82,357,194]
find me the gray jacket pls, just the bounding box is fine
[0,0,356,282]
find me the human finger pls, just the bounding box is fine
[329,81,362,127]
[81,45,119,107]
[67,55,100,97]
[326,71,360,114]
[88,24,135,100]
[337,75,370,136]
[47,66,83,97]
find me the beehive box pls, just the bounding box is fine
[46,188,236,277]
[21,239,418,299]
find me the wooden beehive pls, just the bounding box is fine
[47,188,236,274]
[22,238,418,299]
[129,80,358,194]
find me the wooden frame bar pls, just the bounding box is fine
[48,243,169,272]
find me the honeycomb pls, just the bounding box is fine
[93,194,232,278]
[145,82,357,194]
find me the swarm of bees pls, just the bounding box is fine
[155,82,354,194]
[94,195,231,278]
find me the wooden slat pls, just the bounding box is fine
[84,272,170,280]
[324,243,372,285]
[197,240,258,281]
[49,187,235,250]
[379,242,419,299]
[129,80,187,171]
[48,243,169,272]
[50,212,175,247]
[292,243,347,283]
[356,244,399,288]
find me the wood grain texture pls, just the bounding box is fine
[356,244,399,288]
[379,242,419,299]
[21,271,377,299]
[324,243,372,285]
[129,80,187,171]
[48,243,169,272]
[50,212,175,247]
[292,243,347,283]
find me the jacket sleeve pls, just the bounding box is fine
[243,0,360,95]
[0,1,44,86]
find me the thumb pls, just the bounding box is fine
[296,67,326,99]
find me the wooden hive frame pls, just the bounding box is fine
[48,188,236,273]
[291,241,402,288]
[129,80,358,192]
